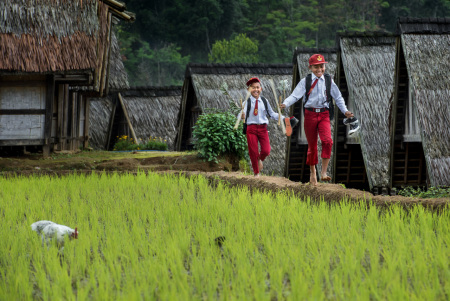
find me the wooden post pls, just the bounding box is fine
[43,75,55,156]
[118,93,139,144]
[83,96,90,149]
[62,84,69,150]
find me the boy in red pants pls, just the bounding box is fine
[241,77,284,177]
[280,54,354,186]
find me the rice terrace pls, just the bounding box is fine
[1,151,449,300]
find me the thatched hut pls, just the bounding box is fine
[390,18,450,188]
[336,32,396,194]
[285,48,337,183]
[0,0,134,155]
[176,63,292,176]
[88,29,130,150]
[114,86,182,151]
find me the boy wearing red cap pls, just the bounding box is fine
[280,54,354,186]
[241,77,284,177]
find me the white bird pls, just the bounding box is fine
[31,220,78,246]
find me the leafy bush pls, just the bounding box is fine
[192,111,247,163]
[113,135,168,151]
[397,186,450,198]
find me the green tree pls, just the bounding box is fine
[208,34,259,63]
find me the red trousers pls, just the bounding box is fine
[304,110,333,166]
[246,124,271,175]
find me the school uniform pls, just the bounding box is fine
[242,95,282,175]
[283,74,348,166]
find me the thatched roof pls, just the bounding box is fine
[121,87,182,151]
[397,17,450,34]
[398,18,450,186]
[0,0,133,74]
[338,32,396,189]
[181,63,293,176]
[89,96,115,150]
[108,28,129,91]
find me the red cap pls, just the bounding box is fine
[246,77,261,87]
[309,54,327,66]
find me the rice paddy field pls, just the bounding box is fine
[1,172,449,300]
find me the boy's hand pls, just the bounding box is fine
[280,104,286,109]
[345,111,354,118]
[241,112,245,119]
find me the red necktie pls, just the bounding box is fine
[253,99,258,116]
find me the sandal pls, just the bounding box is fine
[284,117,292,137]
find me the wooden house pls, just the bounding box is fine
[285,48,337,183]
[335,32,396,194]
[390,18,450,188]
[0,0,134,155]
[176,63,292,176]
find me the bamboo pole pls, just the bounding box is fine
[234,90,251,130]
[269,79,286,135]
[118,93,139,145]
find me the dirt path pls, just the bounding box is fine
[1,152,448,210]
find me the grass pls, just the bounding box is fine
[0,172,449,300]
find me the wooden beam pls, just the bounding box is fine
[118,93,139,145]
[99,12,112,97]
[0,109,46,115]
[108,6,133,21]
[0,139,45,146]
[62,84,69,150]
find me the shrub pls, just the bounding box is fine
[397,186,450,198]
[192,111,247,163]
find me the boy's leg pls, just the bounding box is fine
[246,125,260,175]
[318,111,333,181]
[304,110,319,185]
[257,125,271,163]
[304,110,319,166]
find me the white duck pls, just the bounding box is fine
[31,220,78,246]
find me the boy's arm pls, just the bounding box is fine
[330,79,351,115]
[281,78,306,109]
[265,99,283,121]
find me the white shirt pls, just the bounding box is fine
[283,74,348,114]
[241,95,283,124]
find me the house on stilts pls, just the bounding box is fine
[0,0,134,155]
[334,32,397,194]
[390,18,450,189]
[176,63,292,176]
[285,48,338,183]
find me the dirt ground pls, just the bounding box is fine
[0,150,448,210]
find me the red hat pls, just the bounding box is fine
[309,54,327,66]
[246,77,261,87]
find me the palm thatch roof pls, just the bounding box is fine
[397,18,450,187]
[108,28,129,92]
[339,32,396,190]
[89,96,115,150]
[177,63,292,176]
[120,87,182,151]
[288,48,337,181]
[0,0,133,95]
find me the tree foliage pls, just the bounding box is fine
[119,0,450,85]
[208,34,258,63]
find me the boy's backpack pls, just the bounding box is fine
[304,73,334,121]
[243,96,272,134]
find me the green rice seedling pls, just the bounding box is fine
[1,173,450,300]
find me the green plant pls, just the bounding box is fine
[397,186,450,198]
[113,135,168,151]
[192,111,247,163]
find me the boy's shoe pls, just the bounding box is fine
[343,117,360,135]
[284,117,292,137]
